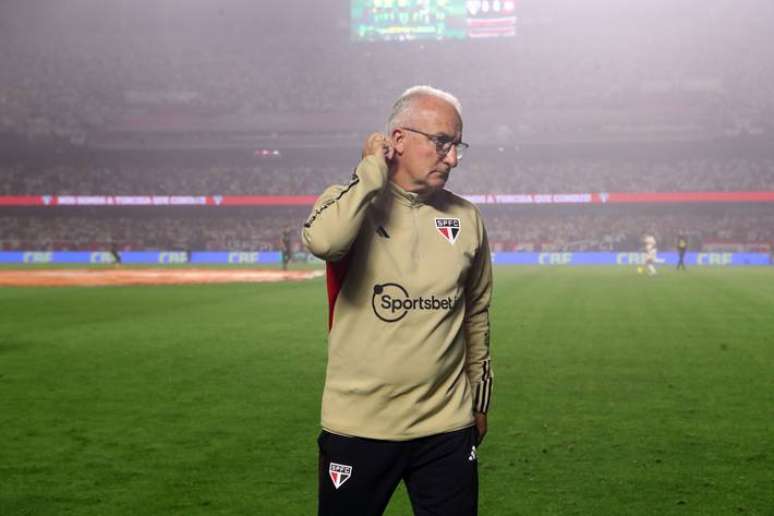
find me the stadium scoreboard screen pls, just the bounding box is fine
[351,0,517,41]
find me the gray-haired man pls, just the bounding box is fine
[303,86,493,516]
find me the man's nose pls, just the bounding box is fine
[442,146,458,168]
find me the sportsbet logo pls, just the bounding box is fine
[371,283,456,323]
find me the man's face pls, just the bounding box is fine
[392,97,463,194]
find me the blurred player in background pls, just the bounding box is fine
[643,232,658,276]
[676,235,688,271]
[110,241,121,266]
[303,85,492,516]
[280,228,292,271]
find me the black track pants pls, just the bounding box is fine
[318,426,478,516]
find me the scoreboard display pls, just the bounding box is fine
[351,0,517,42]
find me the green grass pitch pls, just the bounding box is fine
[1,266,772,515]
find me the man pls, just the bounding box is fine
[643,232,658,276]
[280,228,292,271]
[110,241,121,266]
[676,235,687,271]
[302,86,493,516]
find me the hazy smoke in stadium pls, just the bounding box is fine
[1,0,773,255]
[2,0,773,145]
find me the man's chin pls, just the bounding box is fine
[422,181,446,194]
[428,173,449,189]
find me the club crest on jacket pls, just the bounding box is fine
[435,218,461,245]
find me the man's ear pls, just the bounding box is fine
[391,128,405,156]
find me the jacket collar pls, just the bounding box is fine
[388,180,437,207]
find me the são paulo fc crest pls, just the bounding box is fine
[435,218,461,245]
[329,463,352,489]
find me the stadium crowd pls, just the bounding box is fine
[0,163,341,197]
[2,208,772,253]
[3,157,774,196]
[483,211,774,252]
[3,3,774,262]
[0,212,295,252]
[2,1,772,141]
[453,157,774,194]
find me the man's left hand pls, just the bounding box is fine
[474,412,487,445]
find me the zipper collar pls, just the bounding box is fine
[388,181,435,207]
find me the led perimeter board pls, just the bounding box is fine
[351,0,517,42]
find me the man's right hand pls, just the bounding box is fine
[362,132,395,162]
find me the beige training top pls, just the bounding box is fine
[302,155,493,441]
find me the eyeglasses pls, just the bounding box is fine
[401,127,469,161]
